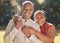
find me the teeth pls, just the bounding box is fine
[26,13,29,15]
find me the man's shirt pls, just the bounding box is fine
[4,16,43,43]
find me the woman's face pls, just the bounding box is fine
[34,12,46,26]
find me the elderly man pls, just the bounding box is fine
[4,1,42,43]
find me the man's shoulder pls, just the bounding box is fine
[29,19,35,23]
[8,19,13,23]
[31,19,40,32]
[30,19,37,24]
[29,19,39,26]
[29,19,40,28]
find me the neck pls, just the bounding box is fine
[22,16,30,21]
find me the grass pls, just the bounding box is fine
[0,26,60,43]
[0,31,4,43]
[0,26,6,43]
[54,35,60,43]
[54,27,60,43]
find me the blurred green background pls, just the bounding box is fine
[0,0,60,43]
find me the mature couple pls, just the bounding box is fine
[4,1,56,43]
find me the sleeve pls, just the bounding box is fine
[31,20,41,32]
[34,23,41,32]
[3,19,18,43]
[5,19,14,35]
[31,22,41,32]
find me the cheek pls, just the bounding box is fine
[40,19,45,24]
[22,12,27,17]
[22,12,24,15]
[22,11,24,14]
[35,19,39,23]
[43,18,46,22]
[22,10,26,14]
[28,11,33,16]
[31,11,33,14]
[29,10,33,15]
[39,19,43,24]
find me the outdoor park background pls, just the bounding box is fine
[0,0,60,43]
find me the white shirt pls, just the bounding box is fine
[24,19,42,43]
[3,16,43,43]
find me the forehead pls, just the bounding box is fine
[23,3,33,8]
[36,12,44,17]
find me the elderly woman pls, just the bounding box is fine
[22,10,56,43]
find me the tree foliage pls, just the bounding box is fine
[0,0,60,26]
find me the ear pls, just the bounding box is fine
[45,17,46,20]
[33,8,34,12]
[21,8,23,13]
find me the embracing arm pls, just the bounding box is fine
[30,25,56,43]
[22,26,31,38]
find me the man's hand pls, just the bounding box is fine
[13,16,18,24]
[13,16,22,29]
[15,20,22,29]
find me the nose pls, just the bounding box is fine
[26,9,31,13]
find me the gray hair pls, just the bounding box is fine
[34,10,47,18]
[22,1,34,7]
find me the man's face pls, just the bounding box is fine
[22,3,34,19]
[34,13,46,26]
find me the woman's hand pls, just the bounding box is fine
[21,26,36,38]
[22,26,31,38]
[27,27,36,34]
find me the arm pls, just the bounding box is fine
[22,26,43,43]
[30,25,56,43]
[3,20,19,43]
[4,27,18,43]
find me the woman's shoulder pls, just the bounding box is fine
[47,22,56,28]
[47,22,53,26]
[47,22,56,31]
[45,22,56,31]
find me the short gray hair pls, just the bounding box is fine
[34,10,47,18]
[22,1,34,7]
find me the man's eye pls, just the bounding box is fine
[29,9,32,11]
